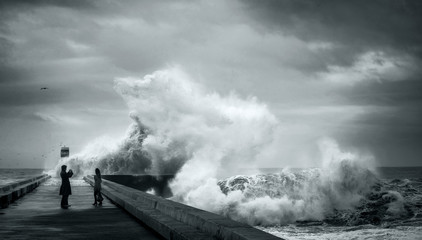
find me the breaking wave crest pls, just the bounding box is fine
[177,138,380,226]
[217,170,422,226]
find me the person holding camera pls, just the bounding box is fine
[59,165,73,209]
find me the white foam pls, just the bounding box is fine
[260,225,422,240]
[48,67,378,226]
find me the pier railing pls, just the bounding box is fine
[0,174,51,208]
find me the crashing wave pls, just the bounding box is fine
[49,67,418,227]
[218,170,422,226]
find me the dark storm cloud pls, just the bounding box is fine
[337,79,422,107]
[0,0,421,168]
[0,1,92,86]
[242,0,422,67]
[0,80,122,109]
[0,85,61,107]
[0,36,12,63]
[330,78,422,166]
[240,0,422,166]
[0,0,97,10]
[336,106,422,166]
[0,65,31,84]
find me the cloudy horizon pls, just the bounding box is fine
[1,0,421,169]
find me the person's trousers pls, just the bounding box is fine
[61,195,69,206]
[94,190,103,202]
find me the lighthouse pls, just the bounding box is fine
[60,146,69,158]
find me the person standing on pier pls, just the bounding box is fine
[93,168,103,206]
[59,165,73,209]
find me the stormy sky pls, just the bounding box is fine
[0,0,421,168]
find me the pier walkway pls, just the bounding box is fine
[1,176,282,240]
[0,180,162,240]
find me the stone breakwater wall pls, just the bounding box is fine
[84,175,282,240]
[0,174,51,208]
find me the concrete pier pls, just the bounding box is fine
[0,179,162,240]
[1,175,282,240]
[84,175,282,240]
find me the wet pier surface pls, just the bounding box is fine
[0,181,163,240]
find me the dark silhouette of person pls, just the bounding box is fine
[93,168,103,206]
[59,165,73,209]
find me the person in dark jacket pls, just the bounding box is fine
[93,168,103,206]
[59,165,73,209]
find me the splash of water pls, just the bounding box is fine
[185,138,378,225]
[53,67,385,226]
[53,67,277,177]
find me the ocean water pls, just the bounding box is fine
[0,168,46,187]
[0,168,90,188]
[218,167,422,240]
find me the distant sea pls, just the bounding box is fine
[254,166,422,179]
[377,166,422,180]
[0,168,46,187]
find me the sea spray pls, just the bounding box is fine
[50,136,121,177]
[53,67,277,177]
[53,124,147,176]
[52,67,391,226]
[115,67,279,180]
[198,139,379,226]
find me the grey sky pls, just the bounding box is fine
[0,0,421,168]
